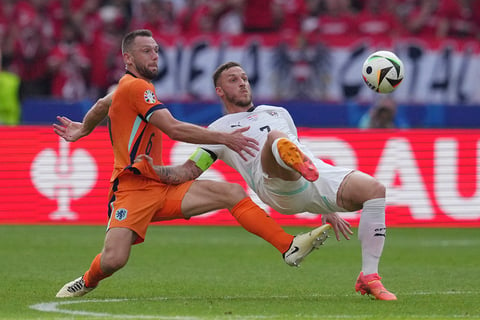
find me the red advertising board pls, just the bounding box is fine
[1,126,479,227]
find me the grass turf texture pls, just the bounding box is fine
[0,225,478,320]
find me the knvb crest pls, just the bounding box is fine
[115,208,128,221]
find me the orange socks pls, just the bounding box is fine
[230,197,293,254]
[83,198,293,288]
[83,253,111,288]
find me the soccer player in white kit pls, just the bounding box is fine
[139,61,397,300]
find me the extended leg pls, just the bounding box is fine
[181,180,330,266]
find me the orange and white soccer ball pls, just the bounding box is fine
[362,50,404,94]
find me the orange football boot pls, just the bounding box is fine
[355,272,397,300]
[276,138,319,182]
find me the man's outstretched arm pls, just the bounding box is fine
[148,109,258,161]
[53,92,113,142]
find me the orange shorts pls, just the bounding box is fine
[106,171,194,244]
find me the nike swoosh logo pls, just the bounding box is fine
[285,246,299,258]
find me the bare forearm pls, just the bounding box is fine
[167,122,227,145]
[148,110,226,144]
[81,95,111,135]
[149,109,258,160]
[152,160,203,184]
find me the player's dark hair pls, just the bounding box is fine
[212,61,242,87]
[122,29,153,54]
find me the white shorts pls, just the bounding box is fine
[254,159,354,215]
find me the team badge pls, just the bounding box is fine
[115,208,128,221]
[144,90,157,104]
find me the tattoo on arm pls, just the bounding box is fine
[152,160,204,185]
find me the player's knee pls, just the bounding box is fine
[266,130,287,143]
[101,250,129,274]
[360,177,386,202]
[369,179,386,199]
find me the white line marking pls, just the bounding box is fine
[30,291,480,319]
[30,299,199,319]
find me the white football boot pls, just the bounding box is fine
[283,224,331,267]
[56,276,95,298]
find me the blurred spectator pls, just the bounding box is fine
[242,0,283,33]
[355,0,401,37]
[399,0,479,39]
[130,0,179,37]
[277,0,308,35]
[272,34,330,100]
[0,50,22,125]
[301,0,322,33]
[70,0,104,46]
[214,0,244,35]
[358,96,409,129]
[310,0,356,36]
[177,0,215,35]
[435,0,479,38]
[399,0,439,37]
[0,0,17,66]
[9,0,56,97]
[105,0,133,23]
[47,20,91,101]
[88,5,127,98]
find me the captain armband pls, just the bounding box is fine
[189,148,216,172]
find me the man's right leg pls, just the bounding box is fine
[181,180,330,266]
[56,228,136,298]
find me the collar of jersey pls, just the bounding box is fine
[126,70,136,78]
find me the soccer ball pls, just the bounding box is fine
[362,50,404,94]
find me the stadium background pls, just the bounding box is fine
[1,0,480,227]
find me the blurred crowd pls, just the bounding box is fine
[1,0,479,103]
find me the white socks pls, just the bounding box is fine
[358,198,386,275]
[271,138,295,172]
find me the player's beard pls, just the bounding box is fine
[137,64,159,80]
[225,91,252,108]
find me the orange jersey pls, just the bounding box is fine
[108,72,165,182]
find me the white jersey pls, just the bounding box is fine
[202,105,353,215]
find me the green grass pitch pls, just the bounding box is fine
[0,225,478,319]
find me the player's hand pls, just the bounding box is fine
[322,212,353,241]
[134,154,154,167]
[225,126,259,161]
[53,116,86,142]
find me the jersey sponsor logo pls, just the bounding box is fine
[247,114,258,121]
[144,90,157,104]
[230,122,242,128]
[115,208,128,221]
